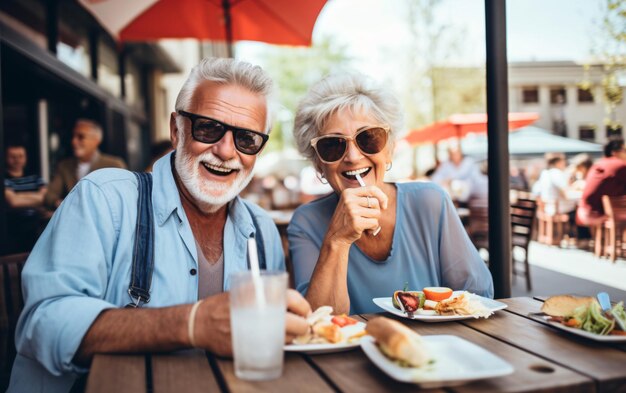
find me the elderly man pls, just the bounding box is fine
[431,145,486,202]
[44,119,126,209]
[9,58,311,392]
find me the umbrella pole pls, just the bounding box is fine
[485,0,511,298]
[222,0,234,58]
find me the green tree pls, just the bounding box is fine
[258,38,352,151]
[586,0,626,133]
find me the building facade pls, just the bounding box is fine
[508,61,626,144]
[0,0,182,253]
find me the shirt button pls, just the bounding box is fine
[190,268,197,276]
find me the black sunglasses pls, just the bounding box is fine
[177,110,269,155]
[310,126,390,163]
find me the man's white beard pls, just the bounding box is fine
[174,135,254,213]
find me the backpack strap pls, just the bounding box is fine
[126,172,155,308]
[244,203,267,270]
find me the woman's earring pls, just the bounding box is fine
[386,162,393,172]
[317,172,328,184]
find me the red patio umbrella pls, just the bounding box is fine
[404,112,539,146]
[79,0,327,56]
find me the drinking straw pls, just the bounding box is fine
[247,237,266,307]
[355,173,381,236]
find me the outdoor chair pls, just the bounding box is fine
[468,198,489,255]
[0,252,28,390]
[536,198,570,247]
[510,198,537,291]
[601,195,626,263]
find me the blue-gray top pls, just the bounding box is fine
[287,181,494,314]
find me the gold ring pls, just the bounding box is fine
[366,196,372,208]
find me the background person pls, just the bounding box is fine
[577,137,626,225]
[3,143,46,253]
[9,57,310,392]
[288,73,493,315]
[431,145,486,203]
[44,119,126,209]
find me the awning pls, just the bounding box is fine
[404,112,539,145]
[461,126,603,157]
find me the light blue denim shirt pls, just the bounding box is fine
[8,152,284,393]
[288,181,493,314]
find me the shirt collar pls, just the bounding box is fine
[152,152,183,226]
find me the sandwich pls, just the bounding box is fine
[434,292,493,318]
[366,317,430,367]
[541,295,597,317]
[293,306,343,344]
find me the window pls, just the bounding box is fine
[577,88,594,103]
[578,125,596,141]
[607,125,623,138]
[521,86,539,104]
[97,37,120,97]
[550,87,566,104]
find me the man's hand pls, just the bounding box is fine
[194,292,232,356]
[193,289,311,354]
[285,289,311,343]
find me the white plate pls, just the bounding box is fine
[360,335,514,388]
[284,321,366,354]
[528,313,626,342]
[372,292,507,322]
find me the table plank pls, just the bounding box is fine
[86,354,146,393]
[152,350,221,393]
[462,298,626,392]
[359,313,593,393]
[214,352,334,393]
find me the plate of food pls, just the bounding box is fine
[361,317,514,388]
[529,295,626,342]
[373,286,507,322]
[285,306,367,354]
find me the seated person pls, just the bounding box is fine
[9,57,310,392]
[287,73,493,315]
[44,119,126,209]
[431,145,485,203]
[577,137,626,224]
[3,143,46,253]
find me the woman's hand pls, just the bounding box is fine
[326,185,389,245]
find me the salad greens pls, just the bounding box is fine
[572,302,615,336]
[611,302,626,330]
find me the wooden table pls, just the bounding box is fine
[85,297,626,392]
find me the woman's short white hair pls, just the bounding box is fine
[293,72,403,164]
[175,57,275,132]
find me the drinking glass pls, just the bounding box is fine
[230,271,287,381]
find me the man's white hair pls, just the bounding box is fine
[175,57,275,133]
[75,118,103,141]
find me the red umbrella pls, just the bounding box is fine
[79,0,327,56]
[404,112,539,146]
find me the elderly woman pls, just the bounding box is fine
[288,73,493,314]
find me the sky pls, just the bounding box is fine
[238,0,606,79]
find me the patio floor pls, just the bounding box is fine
[511,241,626,300]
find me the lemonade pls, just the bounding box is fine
[231,305,285,380]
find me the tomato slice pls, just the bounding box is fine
[423,287,453,302]
[331,315,358,327]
